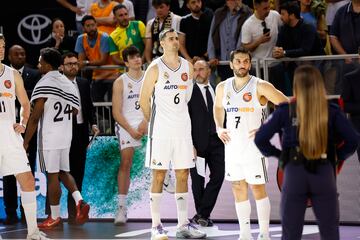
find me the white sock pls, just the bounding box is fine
[21,191,38,236]
[175,192,188,227]
[235,200,252,238]
[150,192,162,227]
[256,197,271,236]
[118,194,127,208]
[50,205,60,219]
[72,190,83,205]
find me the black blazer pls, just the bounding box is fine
[188,83,219,154]
[75,77,96,135]
[22,65,41,99]
[342,67,360,117]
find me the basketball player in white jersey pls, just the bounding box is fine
[112,45,147,225]
[139,28,206,240]
[0,34,48,239]
[214,48,288,240]
[23,47,90,230]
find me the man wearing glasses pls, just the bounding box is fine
[60,52,99,224]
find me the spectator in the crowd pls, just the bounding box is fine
[114,0,136,19]
[75,15,118,102]
[179,0,214,63]
[144,0,182,63]
[60,52,99,225]
[207,0,252,81]
[273,1,324,58]
[3,44,41,225]
[329,0,360,93]
[241,0,282,63]
[325,0,350,32]
[90,0,119,35]
[341,59,360,163]
[272,1,324,94]
[299,0,330,54]
[330,0,360,56]
[56,0,97,34]
[109,4,146,68]
[44,18,76,55]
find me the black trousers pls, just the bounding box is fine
[67,123,89,218]
[3,132,37,218]
[190,135,224,218]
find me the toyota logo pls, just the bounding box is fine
[17,14,51,45]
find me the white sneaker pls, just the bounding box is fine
[163,170,175,194]
[151,224,168,240]
[176,222,207,239]
[257,233,270,240]
[114,206,127,225]
[27,229,49,240]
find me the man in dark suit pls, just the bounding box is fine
[3,44,41,224]
[188,59,224,226]
[341,63,360,162]
[60,52,99,224]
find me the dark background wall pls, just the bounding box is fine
[0,0,77,67]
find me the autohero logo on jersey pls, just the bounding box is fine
[226,107,254,113]
[127,93,139,99]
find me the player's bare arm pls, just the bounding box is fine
[112,76,142,140]
[139,64,158,122]
[23,98,46,151]
[214,82,231,144]
[257,80,289,106]
[14,70,30,134]
[185,62,194,103]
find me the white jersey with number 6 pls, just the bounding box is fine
[149,57,193,140]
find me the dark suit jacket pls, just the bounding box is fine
[342,67,360,117]
[22,65,41,98]
[15,65,41,121]
[188,83,219,155]
[75,77,96,137]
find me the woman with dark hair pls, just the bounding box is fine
[254,65,359,240]
[45,18,76,55]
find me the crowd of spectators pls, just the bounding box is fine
[19,0,360,99]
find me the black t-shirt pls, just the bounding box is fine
[179,8,214,59]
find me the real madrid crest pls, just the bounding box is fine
[4,80,11,89]
[164,72,169,79]
[243,92,252,102]
[128,82,133,89]
[181,72,188,81]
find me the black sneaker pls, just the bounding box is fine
[190,214,201,224]
[197,217,214,227]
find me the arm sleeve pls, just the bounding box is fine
[254,107,284,158]
[207,18,216,59]
[285,24,317,57]
[333,107,359,160]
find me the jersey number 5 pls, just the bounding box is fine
[53,102,72,122]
